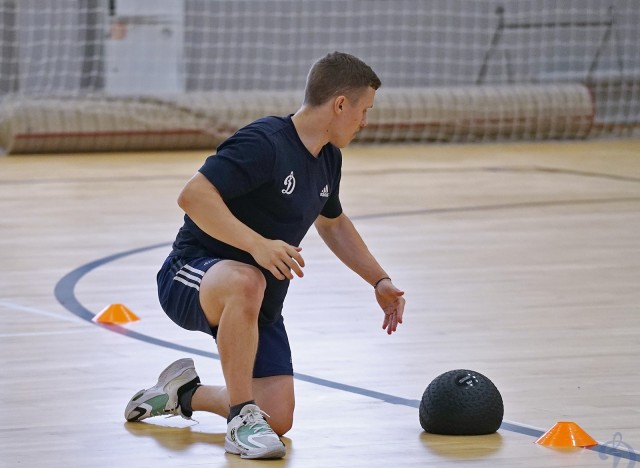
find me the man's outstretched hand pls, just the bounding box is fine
[375,279,405,335]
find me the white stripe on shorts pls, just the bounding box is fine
[176,270,203,283]
[173,275,200,291]
[173,263,205,291]
[183,264,205,277]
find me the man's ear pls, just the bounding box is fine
[334,95,346,113]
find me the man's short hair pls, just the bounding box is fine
[304,51,381,107]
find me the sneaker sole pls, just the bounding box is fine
[224,438,286,459]
[124,358,196,422]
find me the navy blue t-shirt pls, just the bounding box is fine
[170,115,343,324]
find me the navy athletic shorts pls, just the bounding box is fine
[157,255,293,378]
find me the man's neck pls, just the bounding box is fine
[291,105,332,157]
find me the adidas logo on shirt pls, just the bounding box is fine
[320,185,329,198]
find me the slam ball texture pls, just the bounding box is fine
[419,369,503,435]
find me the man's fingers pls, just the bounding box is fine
[389,314,397,334]
[396,297,405,324]
[385,314,395,335]
[382,314,390,330]
[290,247,305,268]
[288,258,304,278]
[282,246,304,277]
[270,265,285,280]
[381,295,406,334]
[271,250,305,280]
[281,256,304,278]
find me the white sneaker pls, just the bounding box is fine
[124,358,200,422]
[224,404,286,459]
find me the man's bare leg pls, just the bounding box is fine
[198,261,265,406]
[197,261,288,458]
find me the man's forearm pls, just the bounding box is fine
[316,214,388,286]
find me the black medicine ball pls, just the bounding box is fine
[419,369,503,435]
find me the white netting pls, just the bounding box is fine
[0,0,638,153]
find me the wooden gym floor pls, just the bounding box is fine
[1,139,639,467]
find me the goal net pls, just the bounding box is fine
[0,0,638,153]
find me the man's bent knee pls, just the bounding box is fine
[268,411,294,436]
[225,265,266,306]
[253,375,295,436]
[200,262,266,325]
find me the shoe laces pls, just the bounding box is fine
[242,408,275,435]
[164,405,198,423]
[164,413,199,424]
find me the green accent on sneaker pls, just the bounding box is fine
[235,418,276,448]
[145,394,170,416]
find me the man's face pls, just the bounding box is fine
[331,86,376,148]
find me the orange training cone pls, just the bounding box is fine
[535,421,597,448]
[93,303,140,325]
